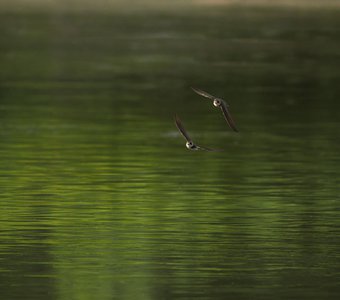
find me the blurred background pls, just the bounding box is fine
[1,1,340,299]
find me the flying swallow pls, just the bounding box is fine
[174,114,222,151]
[191,87,238,132]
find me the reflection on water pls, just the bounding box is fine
[1,6,340,300]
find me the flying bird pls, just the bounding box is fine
[191,87,238,132]
[174,114,222,151]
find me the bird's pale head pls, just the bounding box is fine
[213,99,222,107]
[186,141,194,149]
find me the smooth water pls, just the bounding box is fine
[1,6,340,300]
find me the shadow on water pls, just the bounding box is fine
[0,5,340,300]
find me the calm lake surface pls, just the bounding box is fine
[1,6,340,300]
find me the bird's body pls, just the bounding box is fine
[186,142,199,150]
[191,87,238,132]
[174,114,222,152]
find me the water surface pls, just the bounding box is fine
[1,6,340,300]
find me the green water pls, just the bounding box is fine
[1,6,340,300]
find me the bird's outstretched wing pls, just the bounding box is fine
[174,114,192,142]
[191,87,217,100]
[220,103,238,132]
[198,146,224,152]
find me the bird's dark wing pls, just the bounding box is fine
[220,102,238,132]
[198,145,224,152]
[191,87,216,100]
[174,114,192,142]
